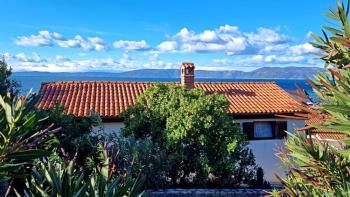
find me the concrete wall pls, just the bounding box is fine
[236,118,305,183]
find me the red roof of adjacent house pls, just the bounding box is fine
[36,81,301,118]
[306,115,348,140]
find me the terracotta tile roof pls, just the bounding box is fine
[36,81,301,118]
[306,115,348,140]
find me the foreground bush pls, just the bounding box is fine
[272,132,350,196]
[36,104,101,175]
[22,145,145,197]
[0,58,20,97]
[272,0,350,196]
[0,93,59,192]
[122,83,258,188]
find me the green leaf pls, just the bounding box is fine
[6,149,51,160]
[311,33,326,44]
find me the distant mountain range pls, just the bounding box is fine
[117,66,323,79]
[14,66,323,80]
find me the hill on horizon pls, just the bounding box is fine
[14,66,323,80]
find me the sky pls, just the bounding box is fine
[0,0,336,72]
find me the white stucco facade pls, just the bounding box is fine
[93,118,304,184]
[236,118,305,183]
[92,122,125,135]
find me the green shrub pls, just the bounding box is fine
[0,58,20,98]
[36,104,101,156]
[21,145,145,197]
[0,93,60,195]
[272,0,350,195]
[122,83,258,188]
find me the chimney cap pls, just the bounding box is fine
[181,62,195,69]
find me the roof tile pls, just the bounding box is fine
[306,115,348,140]
[36,81,300,117]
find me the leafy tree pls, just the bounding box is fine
[272,0,350,196]
[36,104,102,173]
[122,83,258,188]
[0,58,19,97]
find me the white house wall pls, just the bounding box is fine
[92,122,125,135]
[236,118,305,184]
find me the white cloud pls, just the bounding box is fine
[213,58,233,65]
[5,52,178,72]
[54,55,71,62]
[287,43,318,55]
[306,31,313,39]
[157,41,178,51]
[261,44,288,53]
[10,25,321,71]
[6,52,45,63]
[213,53,319,67]
[142,60,178,69]
[39,30,64,40]
[113,40,149,51]
[56,35,108,51]
[236,54,309,65]
[218,25,239,33]
[175,28,220,43]
[166,25,291,55]
[15,30,108,51]
[15,34,52,47]
[245,27,290,45]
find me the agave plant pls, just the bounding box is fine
[0,92,59,183]
[88,144,145,197]
[21,157,87,197]
[22,145,145,197]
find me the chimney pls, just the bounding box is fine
[181,62,195,89]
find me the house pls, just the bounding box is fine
[36,62,306,183]
[305,114,348,148]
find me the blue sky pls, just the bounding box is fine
[0,0,335,72]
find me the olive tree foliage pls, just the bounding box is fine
[122,83,257,188]
[272,1,350,196]
[0,58,19,97]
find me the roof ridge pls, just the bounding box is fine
[41,81,159,84]
[42,80,277,84]
[194,81,276,84]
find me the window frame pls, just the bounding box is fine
[253,121,275,140]
[242,121,288,140]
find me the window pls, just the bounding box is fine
[254,122,273,138]
[243,121,287,140]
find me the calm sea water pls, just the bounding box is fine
[12,72,314,97]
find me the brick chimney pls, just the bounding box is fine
[181,62,195,89]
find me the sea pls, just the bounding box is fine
[11,72,314,97]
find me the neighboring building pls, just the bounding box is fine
[305,114,348,148]
[36,62,305,183]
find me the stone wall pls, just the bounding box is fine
[145,189,272,197]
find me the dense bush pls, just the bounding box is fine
[0,58,20,98]
[23,145,145,197]
[122,83,259,188]
[34,104,103,179]
[272,0,350,196]
[0,93,60,195]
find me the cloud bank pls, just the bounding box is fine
[9,24,321,71]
